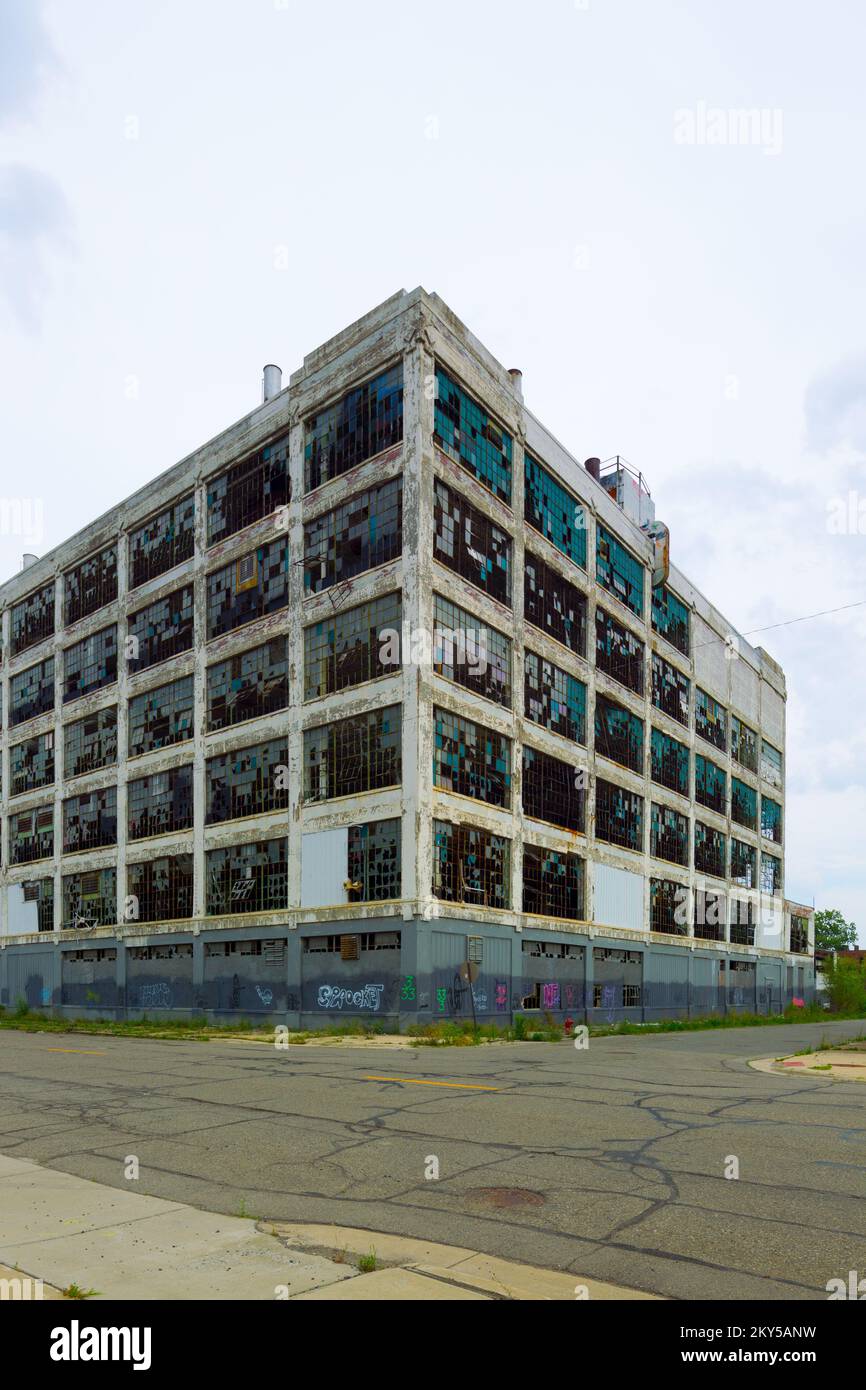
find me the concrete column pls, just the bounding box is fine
[286,410,305,911]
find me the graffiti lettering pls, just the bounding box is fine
[400,976,417,1002]
[542,983,560,1011]
[317,984,385,1012]
[137,983,171,1009]
[495,982,508,1012]
[256,987,274,1006]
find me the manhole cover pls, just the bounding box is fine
[466,1187,546,1208]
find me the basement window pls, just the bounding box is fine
[206,840,288,916]
[303,931,402,953]
[696,688,727,753]
[10,658,55,727]
[305,591,402,701]
[129,494,195,589]
[523,745,585,832]
[63,787,117,853]
[65,706,118,779]
[433,707,511,809]
[304,705,401,803]
[650,878,688,934]
[62,869,117,930]
[595,779,643,852]
[522,846,585,921]
[650,803,689,867]
[651,728,689,796]
[305,364,403,493]
[128,586,194,671]
[524,454,586,568]
[524,554,587,655]
[11,582,55,656]
[128,764,194,840]
[524,650,586,745]
[207,434,290,546]
[651,584,689,657]
[10,731,55,796]
[694,821,726,879]
[433,592,512,708]
[207,639,288,732]
[207,540,288,639]
[433,364,512,504]
[595,694,644,774]
[206,739,288,825]
[595,607,645,695]
[64,545,118,626]
[695,753,726,815]
[651,653,689,726]
[596,524,645,617]
[432,819,511,910]
[128,856,194,924]
[347,820,402,903]
[304,477,402,595]
[63,625,118,703]
[128,677,194,757]
[433,478,512,607]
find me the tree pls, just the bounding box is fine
[815,908,858,952]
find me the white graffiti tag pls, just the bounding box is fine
[317,984,385,1012]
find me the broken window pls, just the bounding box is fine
[129,855,194,923]
[523,745,585,831]
[760,852,782,894]
[206,739,288,825]
[695,753,726,814]
[651,652,689,726]
[596,524,645,617]
[695,821,726,879]
[64,545,118,626]
[23,877,54,932]
[62,868,117,929]
[303,931,401,954]
[128,586,194,670]
[10,731,55,796]
[731,714,758,774]
[726,959,756,1001]
[731,777,757,831]
[761,796,782,844]
[522,940,583,960]
[433,593,512,708]
[650,803,689,867]
[347,819,402,903]
[432,819,511,909]
[524,650,586,744]
[693,890,725,941]
[11,806,54,864]
[695,687,727,752]
[63,625,117,702]
[128,764,194,840]
[303,705,401,803]
[129,493,195,589]
[650,878,688,934]
[63,787,117,853]
[305,591,402,700]
[205,839,287,916]
[207,434,290,545]
[730,837,757,888]
[595,779,643,851]
[305,364,403,492]
[592,948,643,1009]
[524,454,586,568]
[433,707,511,808]
[206,639,287,733]
[64,706,118,780]
[522,846,585,921]
[524,554,587,655]
[11,582,55,656]
[729,897,755,946]
[596,607,645,694]
[304,476,402,595]
[651,584,689,656]
[595,693,644,774]
[433,478,512,607]
[790,916,809,954]
[10,658,54,726]
[760,739,783,788]
[433,364,512,504]
[128,676,194,757]
[207,540,288,639]
[651,728,689,796]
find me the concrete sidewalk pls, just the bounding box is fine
[0,1153,656,1301]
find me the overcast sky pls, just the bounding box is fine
[1,0,864,939]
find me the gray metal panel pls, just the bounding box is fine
[593,863,643,932]
[301,829,349,908]
[7,950,56,1009]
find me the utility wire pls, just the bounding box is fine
[694,599,866,651]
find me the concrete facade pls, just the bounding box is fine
[0,289,815,1025]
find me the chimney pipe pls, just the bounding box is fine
[262,364,282,403]
[585,457,602,482]
[21,553,39,570]
[508,368,523,399]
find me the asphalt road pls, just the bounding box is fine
[1,1019,865,1301]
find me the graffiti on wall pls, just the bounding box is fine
[137,983,171,1009]
[317,984,385,1012]
[400,976,417,1003]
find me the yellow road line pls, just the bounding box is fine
[46,1048,106,1055]
[363,1075,499,1091]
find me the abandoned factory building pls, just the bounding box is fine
[0,289,815,1024]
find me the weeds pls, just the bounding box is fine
[357,1248,377,1274]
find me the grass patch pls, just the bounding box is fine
[62,1284,100,1300]
[357,1248,377,1274]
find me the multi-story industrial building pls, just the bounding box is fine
[0,289,814,1024]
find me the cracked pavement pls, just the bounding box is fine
[1,1019,864,1300]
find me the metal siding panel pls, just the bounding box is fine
[301,829,349,908]
[593,863,643,932]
